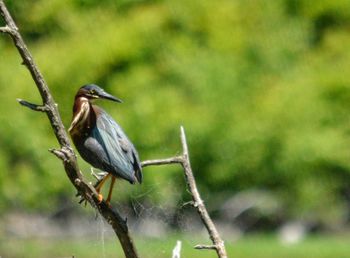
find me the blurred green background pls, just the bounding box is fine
[1,0,350,257]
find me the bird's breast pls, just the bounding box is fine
[69,99,94,136]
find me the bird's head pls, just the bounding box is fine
[76,84,123,103]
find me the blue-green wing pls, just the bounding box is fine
[91,108,142,183]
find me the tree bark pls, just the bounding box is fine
[1,1,227,257]
[0,2,139,257]
[141,127,228,258]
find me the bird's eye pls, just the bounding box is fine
[89,90,96,95]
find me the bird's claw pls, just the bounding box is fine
[91,168,108,181]
[96,194,112,208]
[97,193,103,203]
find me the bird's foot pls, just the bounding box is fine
[97,193,103,203]
[96,194,112,208]
[91,169,108,181]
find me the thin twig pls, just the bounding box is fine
[17,99,49,112]
[194,244,217,250]
[141,156,183,167]
[1,2,227,257]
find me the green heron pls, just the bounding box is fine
[69,84,142,204]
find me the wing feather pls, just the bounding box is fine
[91,107,142,183]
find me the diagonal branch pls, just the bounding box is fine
[179,127,228,258]
[142,127,228,258]
[0,1,139,258]
[1,1,227,257]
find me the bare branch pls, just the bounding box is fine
[141,156,183,167]
[1,1,228,257]
[0,1,139,258]
[194,244,217,250]
[17,98,48,112]
[49,148,69,161]
[179,126,228,258]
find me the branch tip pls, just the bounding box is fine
[17,98,48,112]
[49,148,68,162]
[180,126,189,157]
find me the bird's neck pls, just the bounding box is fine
[68,97,95,135]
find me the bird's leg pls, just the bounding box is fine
[95,173,111,192]
[94,173,111,202]
[106,176,116,206]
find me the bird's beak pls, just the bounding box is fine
[99,91,123,103]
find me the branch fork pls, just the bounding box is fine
[141,126,228,258]
[0,25,15,34]
[1,1,227,257]
[17,99,49,112]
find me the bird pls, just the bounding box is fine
[68,84,142,205]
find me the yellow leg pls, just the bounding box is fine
[95,173,111,193]
[95,173,111,203]
[106,176,116,205]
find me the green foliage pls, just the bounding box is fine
[1,0,350,226]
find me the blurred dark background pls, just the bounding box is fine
[1,0,350,257]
